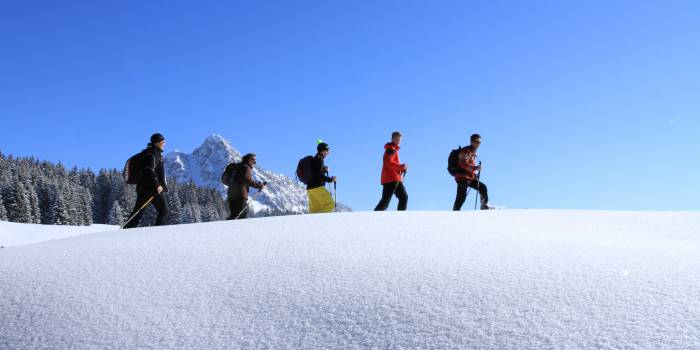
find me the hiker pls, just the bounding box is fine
[224,153,266,220]
[303,142,336,213]
[374,131,408,211]
[453,133,490,211]
[123,133,169,228]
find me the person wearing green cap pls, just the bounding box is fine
[306,142,336,213]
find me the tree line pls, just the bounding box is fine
[0,152,230,226]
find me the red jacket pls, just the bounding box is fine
[455,146,478,182]
[381,143,406,184]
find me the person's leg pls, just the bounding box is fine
[477,181,489,209]
[309,187,334,214]
[229,197,248,219]
[453,181,469,211]
[152,194,169,226]
[321,188,335,213]
[308,187,326,214]
[394,182,408,211]
[226,196,236,220]
[374,183,396,211]
[123,192,151,229]
[467,180,489,209]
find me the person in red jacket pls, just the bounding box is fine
[453,133,490,210]
[374,131,408,211]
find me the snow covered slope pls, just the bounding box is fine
[0,221,117,248]
[164,134,350,216]
[1,210,698,349]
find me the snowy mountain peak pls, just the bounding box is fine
[200,134,239,157]
[164,135,350,216]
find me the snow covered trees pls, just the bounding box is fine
[0,153,228,226]
[106,200,126,226]
[0,192,7,221]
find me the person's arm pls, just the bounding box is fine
[310,156,332,182]
[244,165,266,190]
[158,160,168,193]
[143,153,161,192]
[461,149,481,176]
[384,147,406,173]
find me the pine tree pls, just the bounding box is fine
[167,181,183,225]
[37,183,55,224]
[27,183,41,224]
[0,192,7,221]
[79,190,93,226]
[93,170,112,223]
[7,183,33,223]
[54,185,72,225]
[181,204,196,224]
[106,200,125,226]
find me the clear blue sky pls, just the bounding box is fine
[1,0,698,211]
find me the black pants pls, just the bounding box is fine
[374,182,408,211]
[123,192,168,229]
[227,197,249,220]
[453,180,488,211]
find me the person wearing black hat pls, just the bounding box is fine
[306,142,336,213]
[123,133,169,228]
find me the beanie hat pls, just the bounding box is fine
[150,133,165,144]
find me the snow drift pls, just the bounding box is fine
[0,210,698,349]
[0,221,117,248]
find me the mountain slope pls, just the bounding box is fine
[1,210,698,349]
[164,134,349,216]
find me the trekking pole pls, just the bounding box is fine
[474,161,482,210]
[333,180,337,212]
[393,170,407,194]
[121,196,154,229]
[233,187,265,220]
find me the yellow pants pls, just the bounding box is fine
[307,187,335,214]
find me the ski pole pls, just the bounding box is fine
[474,161,482,210]
[393,170,407,194]
[233,186,265,220]
[121,196,155,229]
[333,180,337,212]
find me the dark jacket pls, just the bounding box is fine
[306,153,333,190]
[227,163,264,200]
[138,146,168,195]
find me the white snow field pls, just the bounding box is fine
[1,210,698,349]
[0,221,117,248]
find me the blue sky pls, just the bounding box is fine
[1,0,698,211]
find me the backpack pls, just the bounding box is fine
[447,147,467,176]
[123,151,147,185]
[221,162,240,186]
[296,156,314,184]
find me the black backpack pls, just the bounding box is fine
[221,162,240,186]
[447,147,467,176]
[296,156,314,184]
[123,151,148,185]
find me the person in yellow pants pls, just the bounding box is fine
[307,186,335,213]
[304,142,337,214]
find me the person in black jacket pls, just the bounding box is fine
[227,153,266,220]
[306,142,337,213]
[123,133,169,229]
